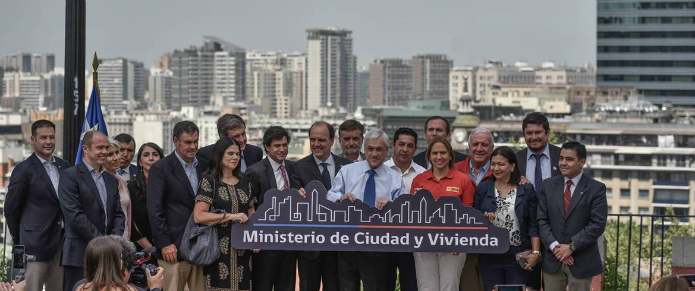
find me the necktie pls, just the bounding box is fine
[117,168,125,176]
[564,180,573,216]
[364,169,376,207]
[321,163,332,189]
[279,164,290,190]
[241,152,247,173]
[533,153,544,192]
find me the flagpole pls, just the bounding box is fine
[93,52,100,101]
[63,0,86,165]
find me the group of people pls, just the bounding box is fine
[5,111,608,291]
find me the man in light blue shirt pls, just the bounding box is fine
[327,128,404,291]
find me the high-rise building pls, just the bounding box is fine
[369,59,413,107]
[355,66,370,109]
[597,0,695,106]
[1,53,54,74]
[31,54,55,74]
[246,51,306,107]
[98,58,146,111]
[449,67,476,111]
[475,61,536,103]
[148,68,173,110]
[251,69,296,118]
[170,36,245,109]
[2,70,63,110]
[306,28,355,111]
[411,54,452,101]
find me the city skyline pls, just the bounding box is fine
[1,0,597,69]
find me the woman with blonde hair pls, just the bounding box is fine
[105,137,131,238]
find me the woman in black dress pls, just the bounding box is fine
[128,142,164,251]
[193,137,255,291]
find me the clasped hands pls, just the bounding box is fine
[553,244,574,265]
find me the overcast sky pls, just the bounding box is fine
[1,0,596,68]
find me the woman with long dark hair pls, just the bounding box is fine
[193,137,254,291]
[474,146,540,291]
[127,142,164,250]
[74,236,135,291]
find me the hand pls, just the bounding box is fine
[340,193,356,203]
[450,252,460,256]
[14,281,25,291]
[252,249,260,253]
[146,267,165,289]
[561,256,575,265]
[375,197,390,210]
[553,244,573,262]
[298,188,307,198]
[0,282,12,291]
[162,244,178,264]
[234,213,249,224]
[519,176,530,185]
[524,253,540,270]
[483,212,495,222]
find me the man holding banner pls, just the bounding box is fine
[327,128,404,291]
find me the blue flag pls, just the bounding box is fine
[75,84,108,164]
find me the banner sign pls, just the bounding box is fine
[231,181,510,253]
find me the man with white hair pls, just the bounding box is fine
[454,127,494,186]
[327,128,405,291]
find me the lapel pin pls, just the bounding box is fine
[553,166,557,171]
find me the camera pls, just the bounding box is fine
[128,246,158,287]
[11,245,36,283]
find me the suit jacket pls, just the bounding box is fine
[197,142,263,170]
[246,157,295,208]
[413,150,467,169]
[146,152,206,260]
[537,174,607,278]
[4,154,70,261]
[290,154,351,260]
[515,144,562,178]
[59,162,125,267]
[473,180,538,250]
[127,164,137,180]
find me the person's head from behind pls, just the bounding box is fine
[31,119,56,159]
[209,137,243,182]
[83,236,130,290]
[649,276,689,291]
[217,114,247,151]
[108,235,136,282]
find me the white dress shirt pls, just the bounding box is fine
[268,158,289,190]
[327,161,404,203]
[313,154,337,182]
[384,158,425,195]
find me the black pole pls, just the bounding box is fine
[63,0,86,165]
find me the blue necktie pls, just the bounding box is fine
[117,168,125,176]
[364,169,376,207]
[534,153,543,192]
[321,163,332,189]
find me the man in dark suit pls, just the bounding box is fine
[412,116,467,168]
[5,120,70,291]
[147,121,206,291]
[246,126,296,291]
[537,141,607,291]
[291,121,351,291]
[197,114,263,172]
[114,133,137,180]
[514,112,561,290]
[59,130,125,291]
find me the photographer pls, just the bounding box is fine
[72,236,163,291]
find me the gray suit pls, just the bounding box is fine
[537,174,607,280]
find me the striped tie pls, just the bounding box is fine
[564,180,573,216]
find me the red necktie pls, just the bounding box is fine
[564,180,573,216]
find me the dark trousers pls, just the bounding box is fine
[339,252,388,291]
[525,260,542,289]
[63,266,83,291]
[479,247,527,291]
[252,250,296,291]
[385,252,417,291]
[298,251,340,291]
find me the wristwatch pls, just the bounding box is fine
[569,242,576,252]
[531,250,541,257]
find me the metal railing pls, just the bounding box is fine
[606,213,695,291]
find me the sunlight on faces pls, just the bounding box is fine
[468,132,493,165]
[425,119,450,142]
[226,127,247,151]
[105,144,121,173]
[365,137,388,169]
[491,154,514,182]
[523,124,548,153]
[393,134,417,165]
[428,142,451,172]
[559,148,585,179]
[266,136,289,163]
[139,145,161,174]
[118,141,135,168]
[340,130,363,156]
[84,132,109,167]
[310,124,333,161]
[222,144,241,172]
[31,126,55,159]
[174,131,199,162]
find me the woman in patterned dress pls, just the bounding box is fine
[473,146,540,291]
[193,137,255,291]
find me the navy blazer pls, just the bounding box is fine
[473,180,539,250]
[515,145,562,178]
[537,174,607,278]
[4,154,70,261]
[246,157,296,208]
[127,164,137,180]
[146,152,206,260]
[59,162,125,267]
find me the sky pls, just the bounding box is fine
[0,0,597,68]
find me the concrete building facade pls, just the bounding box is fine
[306,28,355,111]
